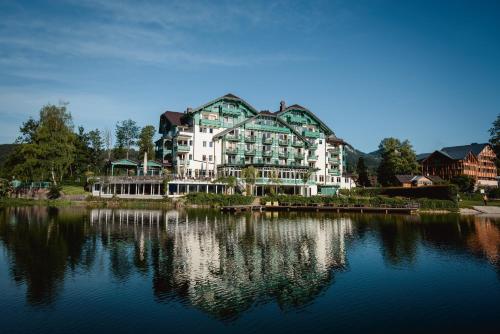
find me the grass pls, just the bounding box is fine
[459,199,500,209]
[61,185,89,195]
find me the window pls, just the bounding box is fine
[337,177,341,183]
[209,155,213,161]
[202,127,207,133]
[209,128,213,133]
[202,155,207,161]
[209,141,213,148]
[189,154,192,160]
[189,140,192,146]
[319,140,322,144]
[203,141,207,147]
[199,127,204,133]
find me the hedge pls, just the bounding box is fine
[341,185,457,201]
[185,193,254,207]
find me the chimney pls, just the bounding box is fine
[186,107,192,114]
[279,100,286,112]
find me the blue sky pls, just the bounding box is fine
[0,0,499,153]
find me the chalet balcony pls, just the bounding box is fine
[308,155,318,161]
[328,169,340,176]
[295,153,305,159]
[176,145,190,152]
[263,151,273,157]
[221,107,240,116]
[225,147,238,154]
[309,143,318,149]
[279,151,288,158]
[328,157,340,164]
[291,141,304,147]
[245,136,257,143]
[303,130,320,138]
[200,119,221,127]
[262,137,273,144]
[245,149,256,156]
[278,139,289,146]
[226,134,240,141]
[288,115,308,124]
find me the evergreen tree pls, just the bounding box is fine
[489,114,500,170]
[377,137,419,186]
[115,119,139,159]
[138,125,155,159]
[88,129,104,173]
[356,157,371,187]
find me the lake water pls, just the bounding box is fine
[0,207,499,333]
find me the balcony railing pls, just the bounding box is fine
[263,151,273,157]
[328,157,340,164]
[291,141,304,147]
[225,147,238,155]
[200,119,221,127]
[288,115,308,124]
[245,150,256,156]
[246,124,290,134]
[262,137,273,144]
[308,155,318,161]
[245,136,257,143]
[303,130,320,138]
[176,145,190,152]
[295,153,305,159]
[226,134,240,141]
[278,139,289,146]
[221,107,240,116]
[279,151,287,158]
[328,169,340,175]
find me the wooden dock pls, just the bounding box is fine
[221,205,419,214]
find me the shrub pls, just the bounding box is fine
[185,193,253,207]
[380,185,457,201]
[47,183,62,199]
[450,175,475,193]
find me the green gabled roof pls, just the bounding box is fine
[111,159,138,167]
[276,104,334,136]
[139,160,163,168]
[191,93,259,115]
[213,112,311,147]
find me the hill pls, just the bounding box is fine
[345,146,381,173]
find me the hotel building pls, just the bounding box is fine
[155,93,354,196]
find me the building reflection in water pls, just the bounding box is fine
[89,209,353,320]
[0,207,499,319]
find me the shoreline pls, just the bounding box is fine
[0,197,469,214]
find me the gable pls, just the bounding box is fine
[276,105,333,137]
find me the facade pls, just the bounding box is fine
[421,143,498,188]
[155,94,353,195]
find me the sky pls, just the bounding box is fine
[0,0,499,153]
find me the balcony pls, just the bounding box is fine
[308,155,318,161]
[295,153,304,159]
[303,130,320,138]
[176,145,190,152]
[262,137,273,145]
[245,136,257,143]
[246,124,290,134]
[291,141,304,147]
[221,107,240,116]
[328,169,340,176]
[200,119,221,127]
[279,151,287,158]
[225,147,238,155]
[245,150,256,156]
[309,143,318,149]
[288,115,308,124]
[328,157,340,164]
[263,151,273,157]
[226,134,240,141]
[278,139,289,146]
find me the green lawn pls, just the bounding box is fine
[61,185,89,195]
[459,199,500,208]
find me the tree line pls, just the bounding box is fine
[1,104,157,183]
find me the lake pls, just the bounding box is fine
[0,207,499,333]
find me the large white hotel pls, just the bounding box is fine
[154,93,354,196]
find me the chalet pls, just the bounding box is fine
[421,143,497,188]
[395,175,433,187]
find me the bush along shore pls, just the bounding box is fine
[0,193,459,212]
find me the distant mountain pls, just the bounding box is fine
[344,146,381,173]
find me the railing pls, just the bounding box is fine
[245,150,256,155]
[278,139,289,146]
[303,130,320,138]
[246,124,291,133]
[225,148,238,154]
[328,169,340,175]
[245,136,257,143]
[221,107,240,116]
[328,157,340,164]
[226,134,240,141]
[308,155,318,161]
[263,151,273,157]
[200,119,221,127]
[295,153,305,159]
[262,137,273,144]
[291,141,304,147]
[176,145,190,152]
[279,152,287,158]
[288,115,308,124]
[309,143,318,149]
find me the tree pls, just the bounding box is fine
[269,169,281,194]
[72,126,91,178]
[356,157,371,187]
[302,170,312,196]
[103,128,113,161]
[377,138,419,186]
[489,114,500,170]
[242,166,257,196]
[115,119,139,159]
[450,175,475,193]
[88,129,103,173]
[138,125,155,159]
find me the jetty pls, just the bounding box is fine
[221,204,419,214]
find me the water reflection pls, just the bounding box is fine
[0,207,499,319]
